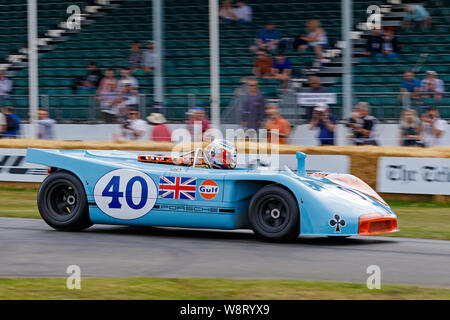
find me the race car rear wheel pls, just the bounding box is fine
[248,185,299,241]
[37,171,92,231]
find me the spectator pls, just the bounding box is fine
[421,70,445,101]
[37,109,56,140]
[309,103,337,146]
[270,51,292,89]
[346,102,378,145]
[303,76,327,121]
[399,108,422,146]
[297,20,328,65]
[121,107,147,141]
[250,22,280,52]
[399,71,421,101]
[128,41,144,72]
[363,28,382,56]
[1,106,21,138]
[229,77,249,124]
[219,0,235,24]
[143,41,157,74]
[187,107,211,141]
[0,110,6,136]
[119,67,139,90]
[376,27,401,58]
[241,79,265,130]
[147,112,171,142]
[403,4,432,30]
[97,79,121,123]
[0,71,13,100]
[264,105,291,144]
[307,76,327,93]
[233,1,252,23]
[253,50,273,78]
[97,68,119,93]
[421,107,448,147]
[117,79,139,120]
[76,61,102,92]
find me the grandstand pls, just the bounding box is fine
[1,0,449,123]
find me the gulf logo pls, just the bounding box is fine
[199,180,219,200]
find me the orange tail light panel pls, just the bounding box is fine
[358,214,398,235]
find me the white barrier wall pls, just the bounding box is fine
[19,123,450,146]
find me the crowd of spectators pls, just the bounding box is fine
[399,70,445,102]
[363,27,401,58]
[399,106,447,147]
[219,0,253,24]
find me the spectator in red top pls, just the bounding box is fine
[187,107,211,141]
[253,50,273,78]
[147,112,171,142]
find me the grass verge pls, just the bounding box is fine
[0,277,449,300]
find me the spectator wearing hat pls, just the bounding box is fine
[147,113,171,142]
[421,71,445,101]
[309,104,337,146]
[187,107,211,142]
[421,107,448,147]
[264,105,291,144]
[121,107,147,141]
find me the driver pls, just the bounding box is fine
[138,139,237,169]
[205,139,237,169]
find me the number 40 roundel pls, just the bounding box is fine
[94,169,157,220]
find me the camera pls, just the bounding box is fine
[122,119,132,129]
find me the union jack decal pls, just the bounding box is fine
[158,176,197,200]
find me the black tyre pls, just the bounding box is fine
[37,171,92,231]
[248,185,300,241]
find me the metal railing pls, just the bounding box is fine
[1,91,449,124]
[279,91,450,123]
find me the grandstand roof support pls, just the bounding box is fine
[27,0,38,138]
[209,0,221,129]
[153,0,165,111]
[342,0,353,122]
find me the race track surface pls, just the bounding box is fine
[1,218,449,288]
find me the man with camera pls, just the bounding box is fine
[121,106,147,141]
[421,107,447,147]
[309,103,336,146]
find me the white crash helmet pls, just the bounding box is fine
[205,139,237,169]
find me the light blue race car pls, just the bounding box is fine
[26,148,398,241]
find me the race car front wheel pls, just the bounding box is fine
[37,171,92,231]
[248,185,300,241]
